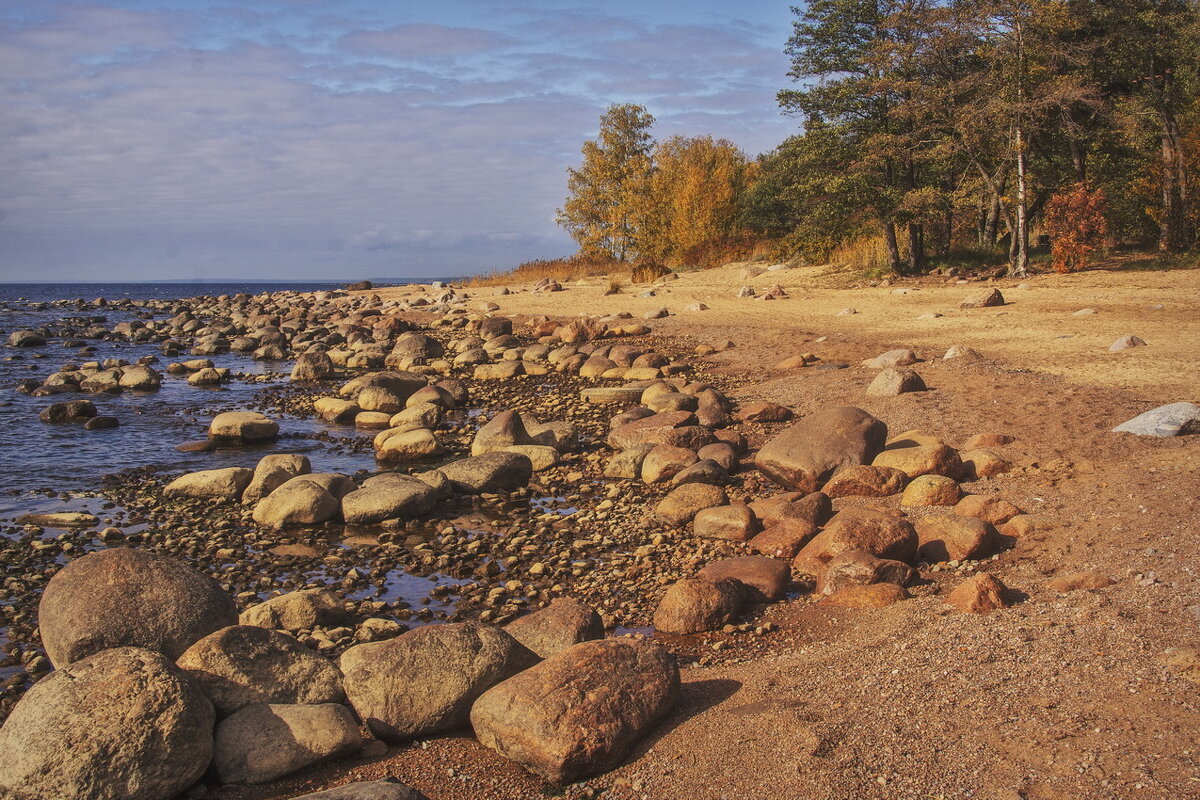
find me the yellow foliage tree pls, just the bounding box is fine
[643,135,752,263]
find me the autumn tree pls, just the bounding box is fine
[643,135,751,262]
[557,104,656,262]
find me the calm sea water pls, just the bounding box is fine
[0,281,398,514]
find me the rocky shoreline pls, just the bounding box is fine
[1,277,1196,800]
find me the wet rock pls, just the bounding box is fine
[8,330,46,347]
[213,702,360,784]
[315,397,361,423]
[341,474,437,524]
[439,452,533,494]
[816,549,915,596]
[375,428,443,461]
[692,504,758,542]
[209,411,279,444]
[253,480,340,528]
[84,415,120,430]
[823,465,906,498]
[755,406,887,493]
[40,399,97,422]
[470,638,679,783]
[504,598,604,659]
[292,351,337,381]
[792,510,918,579]
[389,402,442,432]
[358,386,408,414]
[472,409,534,456]
[243,454,312,505]
[696,555,790,603]
[946,573,1010,614]
[15,511,98,528]
[653,577,743,634]
[177,625,344,716]
[0,647,213,800]
[1112,402,1200,437]
[340,622,537,742]
[118,365,162,390]
[241,589,351,633]
[655,483,728,527]
[164,467,254,501]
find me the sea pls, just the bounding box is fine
[0,280,408,516]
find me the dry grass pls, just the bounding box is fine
[464,255,623,287]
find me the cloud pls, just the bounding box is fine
[338,24,517,59]
[0,1,796,281]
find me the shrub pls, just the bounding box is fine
[1045,183,1109,274]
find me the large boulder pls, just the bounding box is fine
[163,467,253,501]
[865,368,925,397]
[653,577,743,634]
[654,483,728,527]
[696,556,790,603]
[504,598,604,659]
[471,410,534,456]
[243,454,312,505]
[212,702,360,784]
[872,431,963,479]
[439,452,533,494]
[291,351,337,382]
[915,515,999,562]
[252,480,339,528]
[39,548,238,666]
[339,372,427,403]
[755,407,887,492]
[209,411,279,444]
[177,625,344,716]
[1112,402,1200,437]
[240,588,351,633]
[822,465,907,498]
[608,411,715,451]
[341,474,438,524]
[375,428,442,461]
[0,647,214,800]
[791,510,918,579]
[340,622,537,742]
[118,365,162,391]
[470,638,679,783]
[816,549,916,596]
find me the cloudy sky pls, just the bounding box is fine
[0,1,799,282]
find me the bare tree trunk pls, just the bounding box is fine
[1014,123,1029,276]
[906,223,924,273]
[883,221,902,273]
[1159,101,1188,252]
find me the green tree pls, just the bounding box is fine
[556,104,656,262]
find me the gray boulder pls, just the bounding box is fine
[341,474,438,524]
[39,547,238,666]
[1112,402,1200,437]
[340,622,537,742]
[0,647,213,800]
[177,625,344,716]
[755,406,887,493]
[212,702,360,784]
[439,452,533,494]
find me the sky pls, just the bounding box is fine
[0,1,800,282]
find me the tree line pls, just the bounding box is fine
[557,0,1199,276]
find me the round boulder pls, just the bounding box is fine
[39,547,238,666]
[0,647,214,800]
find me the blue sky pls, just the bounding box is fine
[0,1,799,281]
